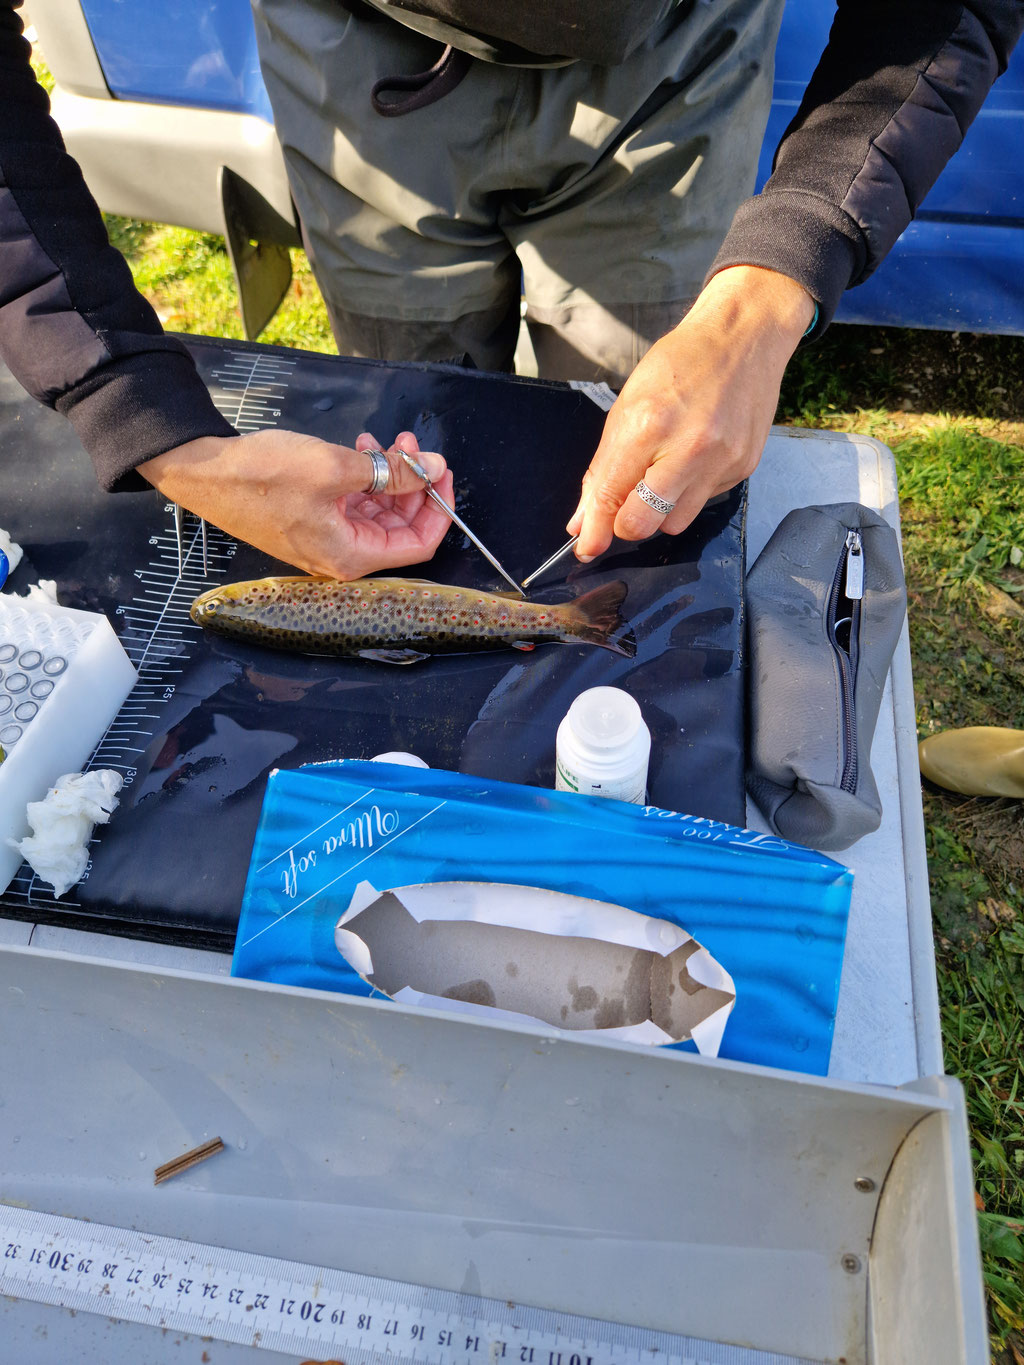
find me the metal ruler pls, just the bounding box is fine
[0,1206,818,1365]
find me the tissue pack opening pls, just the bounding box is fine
[336,889,734,1044]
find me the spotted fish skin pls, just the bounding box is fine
[190,576,635,664]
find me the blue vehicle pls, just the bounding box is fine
[760,4,1024,335]
[30,0,1024,337]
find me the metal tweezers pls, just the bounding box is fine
[397,451,524,597]
[521,535,580,590]
[173,504,209,579]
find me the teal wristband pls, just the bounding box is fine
[803,302,819,337]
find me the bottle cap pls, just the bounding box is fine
[566,686,642,751]
[369,751,430,769]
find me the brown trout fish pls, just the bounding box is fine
[190,576,636,665]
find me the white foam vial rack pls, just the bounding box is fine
[0,595,137,894]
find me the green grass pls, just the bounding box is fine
[779,321,1024,427]
[896,426,1024,600]
[103,217,334,354]
[105,214,1024,1358]
[941,892,1024,1338]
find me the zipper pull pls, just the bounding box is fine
[844,529,864,600]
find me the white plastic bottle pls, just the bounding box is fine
[555,686,651,804]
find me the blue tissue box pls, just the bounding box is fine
[232,762,853,1074]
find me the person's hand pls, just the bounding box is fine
[567,266,816,559]
[137,428,453,579]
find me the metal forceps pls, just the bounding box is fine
[521,534,580,591]
[397,451,525,597]
[173,504,209,579]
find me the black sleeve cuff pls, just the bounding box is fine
[54,349,238,492]
[705,190,867,339]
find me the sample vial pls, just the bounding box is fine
[555,686,651,804]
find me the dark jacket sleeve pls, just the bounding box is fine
[0,0,236,491]
[707,0,1024,335]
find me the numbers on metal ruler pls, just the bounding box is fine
[0,1210,610,1365]
[1,1209,816,1365]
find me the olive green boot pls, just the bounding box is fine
[918,726,1024,798]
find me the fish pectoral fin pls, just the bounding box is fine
[357,647,431,666]
[510,640,536,652]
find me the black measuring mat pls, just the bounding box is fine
[0,337,745,944]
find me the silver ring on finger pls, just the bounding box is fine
[362,448,390,495]
[635,479,676,516]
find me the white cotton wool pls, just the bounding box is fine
[10,769,124,897]
[21,579,58,604]
[0,528,23,575]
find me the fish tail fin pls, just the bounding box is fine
[562,580,636,658]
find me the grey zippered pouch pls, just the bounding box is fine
[745,503,907,851]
